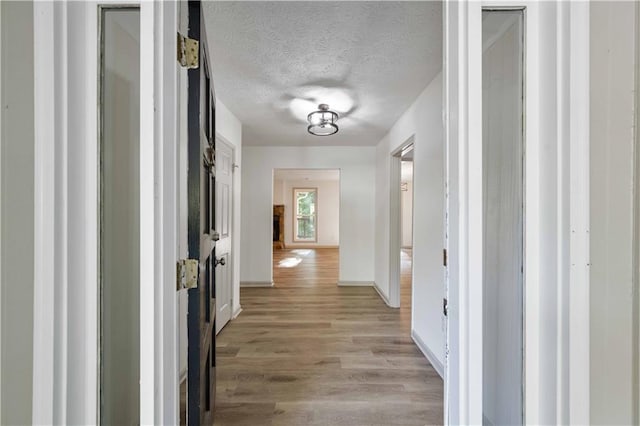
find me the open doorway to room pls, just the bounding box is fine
[271,169,340,287]
[400,150,415,320]
[390,140,415,310]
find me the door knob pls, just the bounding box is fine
[214,257,226,267]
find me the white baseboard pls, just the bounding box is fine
[374,282,394,307]
[232,305,243,319]
[337,281,373,287]
[240,281,274,287]
[411,329,444,379]
[279,244,339,249]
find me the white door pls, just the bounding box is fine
[215,138,233,333]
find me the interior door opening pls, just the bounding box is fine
[99,7,140,425]
[271,168,340,287]
[389,140,414,309]
[400,148,414,319]
[481,9,525,426]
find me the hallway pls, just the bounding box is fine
[214,248,443,425]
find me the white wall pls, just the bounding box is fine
[0,2,34,423]
[241,146,375,284]
[401,179,413,248]
[374,73,445,373]
[590,2,638,424]
[273,178,285,204]
[280,178,339,247]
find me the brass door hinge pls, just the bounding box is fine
[177,259,199,290]
[177,32,199,69]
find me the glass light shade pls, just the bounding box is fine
[307,104,339,136]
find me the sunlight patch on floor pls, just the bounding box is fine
[278,257,303,268]
[290,249,312,256]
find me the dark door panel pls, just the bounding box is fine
[186,1,216,424]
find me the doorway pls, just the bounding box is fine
[389,140,415,309]
[99,6,141,424]
[272,169,340,286]
[400,149,415,319]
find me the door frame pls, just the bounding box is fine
[634,2,640,421]
[32,1,180,424]
[389,137,415,309]
[444,1,590,424]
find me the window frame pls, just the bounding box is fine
[292,187,318,243]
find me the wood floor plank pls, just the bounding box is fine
[214,248,443,425]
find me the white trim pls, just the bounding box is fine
[388,150,402,308]
[157,1,179,423]
[521,3,541,423]
[443,1,483,423]
[567,2,590,424]
[32,2,56,423]
[140,2,181,422]
[32,2,180,424]
[139,3,155,423]
[411,330,445,379]
[337,281,374,287]
[374,283,393,307]
[67,2,99,423]
[240,281,274,288]
[232,306,243,319]
[445,1,592,424]
[388,137,414,309]
[633,2,640,423]
[0,0,2,418]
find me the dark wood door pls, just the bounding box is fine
[187,1,216,424]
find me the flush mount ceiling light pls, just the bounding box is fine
[307,104,339,136]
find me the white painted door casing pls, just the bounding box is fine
[444,1,590,424]
[31,1,181,424]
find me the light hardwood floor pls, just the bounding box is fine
[214,248,443,425]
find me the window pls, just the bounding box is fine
[293,188,317,242]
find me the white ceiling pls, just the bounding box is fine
[274,169,340,182]
[203,1,443,147]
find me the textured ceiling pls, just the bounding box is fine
[203,1,443,147]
